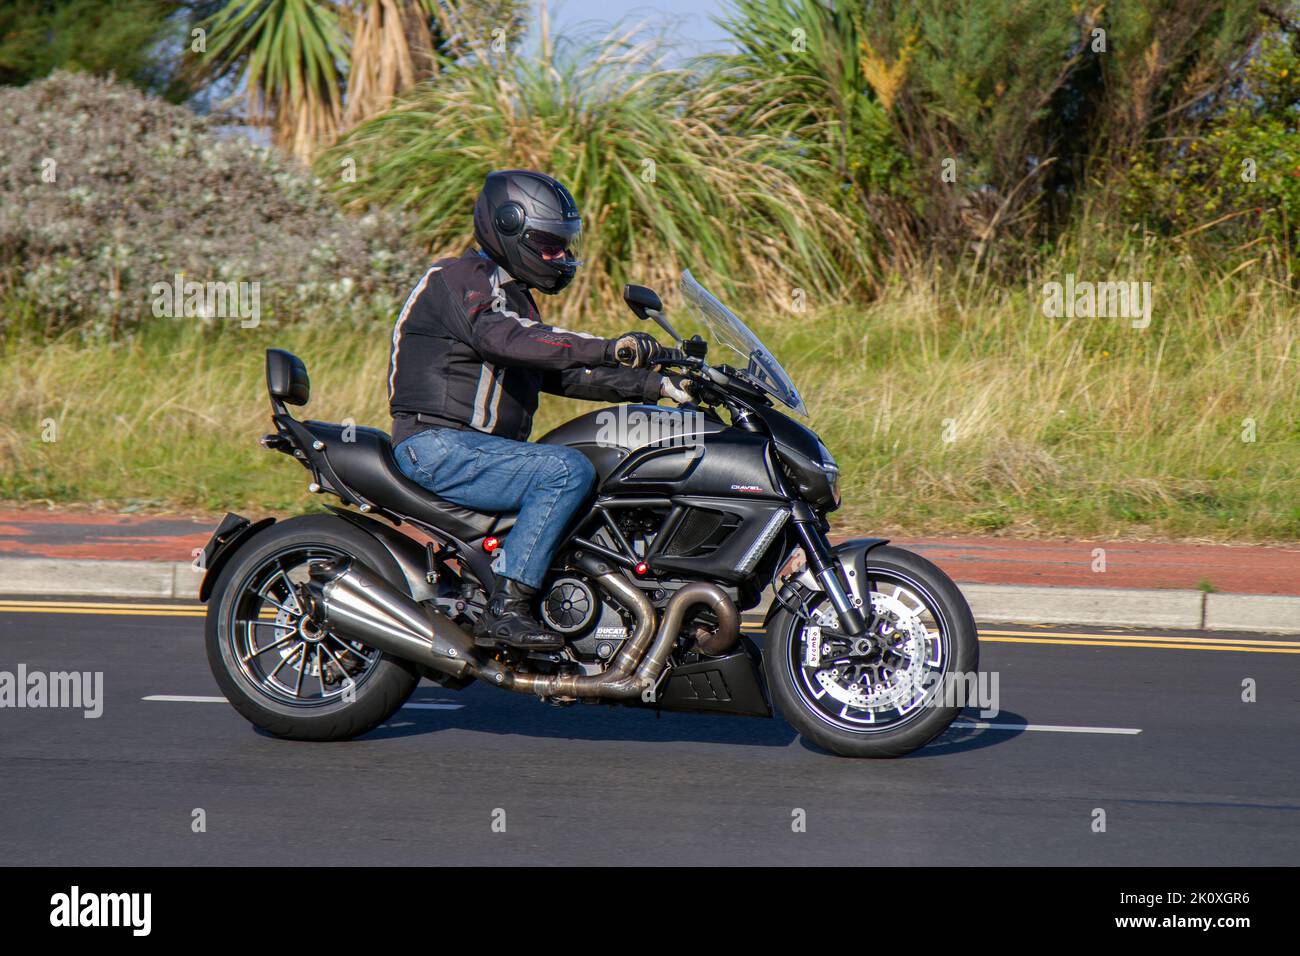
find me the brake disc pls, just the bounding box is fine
[805,593,932,712]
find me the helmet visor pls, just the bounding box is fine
[522,220,583,266]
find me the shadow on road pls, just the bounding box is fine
[790,709,1028,758]
[309,690,1027,756]
[334,686,804,749]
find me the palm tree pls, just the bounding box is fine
[198,0,350,162]
[343,0,436,127]
[195,0,519,162]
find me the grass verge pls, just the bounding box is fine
[2,264,1297,542]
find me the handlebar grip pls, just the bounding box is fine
[616,346,636,363]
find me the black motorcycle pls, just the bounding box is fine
[200,271,978,757]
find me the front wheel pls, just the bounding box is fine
[764,545,978,758]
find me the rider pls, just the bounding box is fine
[388,169,691,651]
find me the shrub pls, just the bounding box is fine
[0,71,419,338]
[1121,35,1300,270]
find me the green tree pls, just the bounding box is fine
[0,0,200,100]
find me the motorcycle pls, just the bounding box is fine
[200,270,978,757]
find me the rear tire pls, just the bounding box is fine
[765,545,978,758]
[205,514,420,741]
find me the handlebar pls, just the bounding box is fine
[614,344,697,369]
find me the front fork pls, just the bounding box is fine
[790,503,868,637]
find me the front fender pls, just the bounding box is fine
[829,537,891,607]
[764,537,890,631]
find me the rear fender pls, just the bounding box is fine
[323,506,441,601]
[198,513,276,603]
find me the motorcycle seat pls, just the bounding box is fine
[298,420,515,540]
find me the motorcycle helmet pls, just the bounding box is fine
[473,169,583,294]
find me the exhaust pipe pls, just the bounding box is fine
[496,553,739,700]
[304,554,740,702]
[306,558,474,678]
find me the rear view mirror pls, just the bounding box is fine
[622,283,680,341]
[622,284,663,321]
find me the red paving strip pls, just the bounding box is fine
[884,536,1300,596]
[0,509,1297,596]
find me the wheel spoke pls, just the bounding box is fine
[330,634,375,664]
[319,641,354,681]
[259,590,297,617]
[315,645,327,697]
[241,633,295,663]
[293,644,308,697]
[274,569,303,614]
[240,619,296,631]
[268,642,305,682]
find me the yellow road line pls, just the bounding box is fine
[739,624,1300,653]
[980,628,1300,648]
[0,599,203,611]
[0,606,204,617]
[980,635,1300,654]
[3,601,1298,653]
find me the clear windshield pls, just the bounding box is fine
[680,270,808,416]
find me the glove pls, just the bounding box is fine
[659,375,694,405]
[611,331,666,368]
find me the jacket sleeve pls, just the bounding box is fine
[541,366,664,403]
[470,303,615,371]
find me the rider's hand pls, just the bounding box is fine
[659,374,694,405]
[611,331,666,368]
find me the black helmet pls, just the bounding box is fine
[473,170,583,294]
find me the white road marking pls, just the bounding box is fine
[951,721,1141,735]
[142,694,464,710]
[401,702,465,710]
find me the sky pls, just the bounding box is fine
[527,0,737,59]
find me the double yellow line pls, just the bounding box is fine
[737,622,1300,655]
[975,627,1300,654]
[2,599,1298,654]
[0,599,206,617]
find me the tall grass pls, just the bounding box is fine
[320,27,872,319]
[4,249,1296,541]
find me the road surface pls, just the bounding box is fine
[1,597,1296,865]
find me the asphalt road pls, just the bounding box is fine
[1,598,1297,866]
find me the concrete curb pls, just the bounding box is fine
[0,557,202,601]
[1,556,1298,634]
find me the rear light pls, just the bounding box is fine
[483,537,500,552]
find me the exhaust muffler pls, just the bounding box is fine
[304,554,740,702]
[305,558,474,678]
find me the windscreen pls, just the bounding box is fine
[680,270,808,416]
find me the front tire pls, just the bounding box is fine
[205,514,421,741]
[765,545,978,758]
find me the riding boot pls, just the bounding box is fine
[473,577,564,651]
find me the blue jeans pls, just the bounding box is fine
[394,427,596,590]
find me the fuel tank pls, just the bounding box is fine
[537,404,782,499]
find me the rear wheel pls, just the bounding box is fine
[765,546,978,757]
[205,515,420,740]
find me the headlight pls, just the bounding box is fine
[776,440,841,511]
[818,441,841,509]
